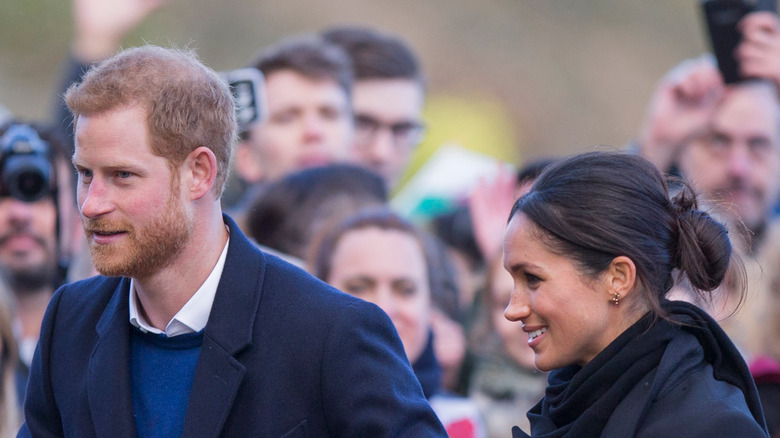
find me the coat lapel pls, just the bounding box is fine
[87,277,136,438]
[181,215,265,438]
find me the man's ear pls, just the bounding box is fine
[186,146,218,201]
[234,140,264,184]
[606,255,637,299]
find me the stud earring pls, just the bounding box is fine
[611,292,620,305]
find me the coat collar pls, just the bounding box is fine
[89,277,136,438]
[181,213,264,437]
[88,214,266,438]
[199,213,265,355]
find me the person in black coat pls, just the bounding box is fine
[502,151,769,437]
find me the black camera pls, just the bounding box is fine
[0,124,54,202]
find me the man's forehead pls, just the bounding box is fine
[266,70,344,94]
[352,79,424,120]
[714,85,780,134]
[723,82,780,112]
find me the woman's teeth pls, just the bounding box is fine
[528,327,548,342]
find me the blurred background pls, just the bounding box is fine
[0,0,707,178]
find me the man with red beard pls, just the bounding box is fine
[0,121,73,406]
[633,12,780,366]
[19,45,446,437]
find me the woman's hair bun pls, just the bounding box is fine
[673,194,732,292]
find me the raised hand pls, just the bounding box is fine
[72,0,168,62]
[468,163,517,263]
[636,55,724,172]
[738,11,780,90]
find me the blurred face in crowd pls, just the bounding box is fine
[326,226,431,363]
[488,257,536,370]
[237,70,354,183]
[350,79,425,188]
[679,83,780,234]
[74,105,193,279]
[502,214,623,372]
[0,194,57,291]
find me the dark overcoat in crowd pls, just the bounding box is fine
[19,215,446,437]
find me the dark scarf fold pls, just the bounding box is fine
[512,300,765,438]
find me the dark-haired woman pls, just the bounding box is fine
[504,151,768,437]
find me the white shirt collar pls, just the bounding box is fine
[129,235,230,337]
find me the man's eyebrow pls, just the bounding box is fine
[71,158,147,175]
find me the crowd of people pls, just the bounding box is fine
[1,0,780,437]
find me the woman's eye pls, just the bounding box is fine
[397,286,417,297]
[344,284,368,296]
[525,273,541,287]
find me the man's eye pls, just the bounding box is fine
[118,171,132,179]
[271,110,297,124]
[748,138,772,158]
[354,116,379,131]
[708,134,729,150]
[321,107,342,120]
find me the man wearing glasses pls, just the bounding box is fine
[323,26,426,190]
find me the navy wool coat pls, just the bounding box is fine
[19,215,446,437]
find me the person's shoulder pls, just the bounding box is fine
[261,250,361,306]
[638,363,767,437]
[52,275,124,319]
[34,275,126,340]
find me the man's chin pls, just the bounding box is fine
[718,203,766,244]
[1,262,57,292]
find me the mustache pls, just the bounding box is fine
[82,217,132,235]
[710,177,760,199]
[0,227,48,248]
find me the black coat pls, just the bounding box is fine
[514,301,768,438]
[602,330,767,437]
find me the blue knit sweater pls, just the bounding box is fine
[130,327,204,438]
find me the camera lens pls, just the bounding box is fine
[14,169,47,202]
[0,124,53,203]
[3,156,51,202]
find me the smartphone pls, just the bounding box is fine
[701,0,777,83]
[219,68,267,135]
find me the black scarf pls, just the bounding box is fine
[512,300,766,437]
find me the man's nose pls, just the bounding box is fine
[78,179,113,218]
[302,114,326,143]
[365,129,396,165]
[6,198,35,225]
[727,143,753,179]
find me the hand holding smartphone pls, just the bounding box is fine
[219,68,267,135]
[701,0,778,83]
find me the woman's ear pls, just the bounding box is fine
[606,255,637,299]
[186,146,218,200]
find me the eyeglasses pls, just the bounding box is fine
[354,114,425,148]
